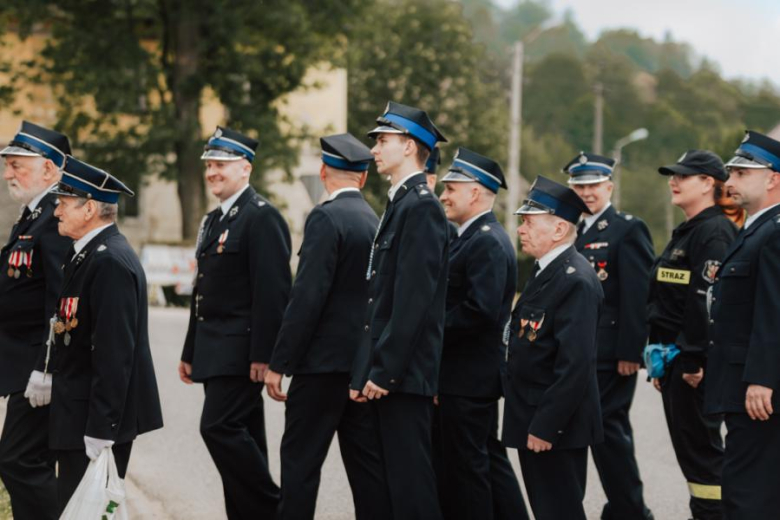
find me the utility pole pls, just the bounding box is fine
[506,41,523,252]
[593,82,604,155]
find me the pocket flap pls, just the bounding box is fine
[722,261,750,278]
[378,232,395,251]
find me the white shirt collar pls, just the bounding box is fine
[537,242,573,274]
[27,183,58,212]
[458,210,491,237]
[581,202,611,233]
[388,171,423,202]
[744,202,780,229]
[73,223,113,256]
[220,184,250,217]
[327,187,360,202]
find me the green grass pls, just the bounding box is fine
[0,481,10,519]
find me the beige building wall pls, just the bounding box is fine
[0,28,347,263]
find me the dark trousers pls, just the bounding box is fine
[435,395,528,520]
[519,447,588,520]
[723,413,780,520]
[373,393,442,520]
[55,442,132,515]
[201,376,279,520]
[279,373,391,520]
[592,370,652,520]
[0,392,57,520]
[661,358,724,520]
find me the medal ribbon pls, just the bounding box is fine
[530,315,545,335]
[218,230,229,249]
[598,261,607,270]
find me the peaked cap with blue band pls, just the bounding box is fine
[441,147,507,193]
[321,133,374,172]
[201,126,258,162]
[0,121,71,169]
[425,147,441,175]
[725,130,780,172]
[515,175,591,224]
[52,156,134,204]
[367,101,447,151]
[563,151,615,185]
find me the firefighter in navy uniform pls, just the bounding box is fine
[704,131,780,520]
[0,122,72,520]
[48,157,163,512]
[647,150,737,520]
[564,152,655,520]
[435,148,529,520]
[349,101,449,520]
[504,176,604,520]
[264,133,391,520]
[179,126,292,520]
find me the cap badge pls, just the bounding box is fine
[742,133,750,143]
[579,154,588,165]
[214,128,223,138]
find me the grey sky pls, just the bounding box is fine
[493,0,780,86]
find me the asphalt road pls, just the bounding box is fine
[2,307,694,519]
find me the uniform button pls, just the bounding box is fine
[710,319,714,325]
[200,253,205,258]
[198,273,204,279]
[611,320,616,325]
[390,379,396,384]
[375,243,379,249]
[198,317,204,322]
[368,298,373,304]
[364,325,369,332]
[198,295,204,301]
[709,340,714,345]
[371,270,376,277]
[730,267,735,272]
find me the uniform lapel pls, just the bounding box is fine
[376,173,426,238]
[518,246,575,305]
[452,212,493,255]
[199,186,256,252]
[721,205,780,265]
[61,224,120,291]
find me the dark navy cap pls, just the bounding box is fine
[367,101,447,151]
[441,147,507,193]
[321,133,373,172]
[201,126,258,163]
[0,121,71,169]
[52,156,134,204]
[515,175,591,224]
[658,150,728,181]
[425,147,441,175]
[563,151,615,185]
[725,130,780,172]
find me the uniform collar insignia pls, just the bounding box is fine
[597,219,609,231]
[229,206,239,218]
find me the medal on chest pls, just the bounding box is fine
[56,297,80,345]
[519,314,545,341]
[7,245,34,279]
[597,261,609,281]
[217,229,229,254]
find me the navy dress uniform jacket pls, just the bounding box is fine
[440,211,517,399]
[49,225,163,450]
[351,173,449,396]
[270,190,379,374]
[575,206,653,367]
[0,193,71,396]
[182,186,292,381]
[503,246,604,448]
[705,204,780,414]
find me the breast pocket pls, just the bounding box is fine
[7,239,36,278]
[718,261,751,304]
[517,304,546,341]
[208,238,243,276]
[377,232,396,274]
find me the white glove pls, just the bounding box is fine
[84,436,115,461]
[23,370,52,408]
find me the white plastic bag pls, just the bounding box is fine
[60,448,129,520]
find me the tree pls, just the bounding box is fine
[346,0,509,210]
[3,0,365,240]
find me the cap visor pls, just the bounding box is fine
[50,186,81,197]
[441,170,478,184]
[0,145,42,158]
[724,156,769,169]
[514,203,550,216]
[567,175,611,185]
[200,150,244,161]
[658,164,700,176]
[367,125,405,138]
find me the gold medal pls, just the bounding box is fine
[54,321,66,334]
[65,321,72,332]
[7,267,14,277]
[527,329,537,341]
[217,245,225,254]
[70,318,78,329]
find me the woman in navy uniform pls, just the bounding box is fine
[264,133,390,520]
[349,101,449,520]
[179,126,292,520]
[565,152,655,520]
[436,148,528,520]
[704,131,780,519]
[0,122,72,520]
[647,150,737,520]
[48,157,163,512]
[504,176,603,520]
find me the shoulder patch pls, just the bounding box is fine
[97,245,107,252]
[481,225,491,232]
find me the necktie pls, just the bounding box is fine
[7,206,32,243]
[206,208,223,238]
[532,261,541,277]
[577,220,586,236]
